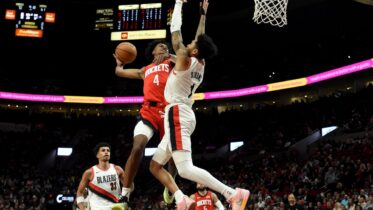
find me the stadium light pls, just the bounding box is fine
[57,147,73,156]
[321,126,338,136]
[230,141,244,152]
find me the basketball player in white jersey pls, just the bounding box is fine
[149,0,250,210]
[76,142,126,210]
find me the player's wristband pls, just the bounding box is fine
[76,196,85,204]
[215,200,225,210]
[200,6,206,15]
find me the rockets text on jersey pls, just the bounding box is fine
[194,191,214,210]
[143,59,172,103]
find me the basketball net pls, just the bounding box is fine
[253,0,289,27]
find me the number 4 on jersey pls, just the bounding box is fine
[153,74,159,86]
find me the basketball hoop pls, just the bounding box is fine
[253,0,289,27]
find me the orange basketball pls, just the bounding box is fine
[115,42,137,64]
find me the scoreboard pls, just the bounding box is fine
[117,3,162,31]
[5,2,55,38]
[3,1,166,40]
[111,3,166,41]
[94,8,114,30]
[95,2,168,41]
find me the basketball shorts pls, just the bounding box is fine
[135,104,165,140]
[154,103,196,159]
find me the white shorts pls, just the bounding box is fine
[152,103,196,165]
[89,199,114,210]
[88,192,121,210]
[133,120,154,141]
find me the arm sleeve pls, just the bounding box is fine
[170,0,183,33]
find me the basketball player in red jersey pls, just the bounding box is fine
[76,142,126,210]
[114,40,177,203]
[190,183,225,210]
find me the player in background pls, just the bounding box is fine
[190,183,225,210]
[76,142,126,210]
[114,40,177,203]
[149,0,251,210]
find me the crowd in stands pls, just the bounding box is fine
[1,85,373,210]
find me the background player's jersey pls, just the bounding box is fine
[88,164,121,208]
[164,57,204,107]
[194,191,215,210]
[143,59,172,103]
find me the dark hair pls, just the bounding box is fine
[145,39,171,62]
[93,142,111,155]
[195,34,218,60]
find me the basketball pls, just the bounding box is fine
[115,42,137,64]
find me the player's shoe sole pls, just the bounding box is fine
[111,203,126,210]
[163,187,175,204]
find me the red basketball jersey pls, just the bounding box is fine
[194,191,214,210]
[143,59,172,103]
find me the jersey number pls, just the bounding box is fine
[153,74,159,86]
[110,182,117,191]
[188,84,195,98]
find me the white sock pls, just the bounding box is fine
[170,0,183,33]
[173,153,236,200]
[222,188,236,200]
[174,190,185,203]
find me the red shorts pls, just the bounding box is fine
[140,102,166,139]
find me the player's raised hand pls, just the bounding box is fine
[200,0,209,15]
[113,53,124,66]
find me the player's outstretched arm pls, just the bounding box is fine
[170,0,186,52]
[194,0,208,40]
[174,48,189,71]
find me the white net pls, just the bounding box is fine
[253,0,289,27]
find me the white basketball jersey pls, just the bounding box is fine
[88,164,121,209]
[164,57,204,107]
